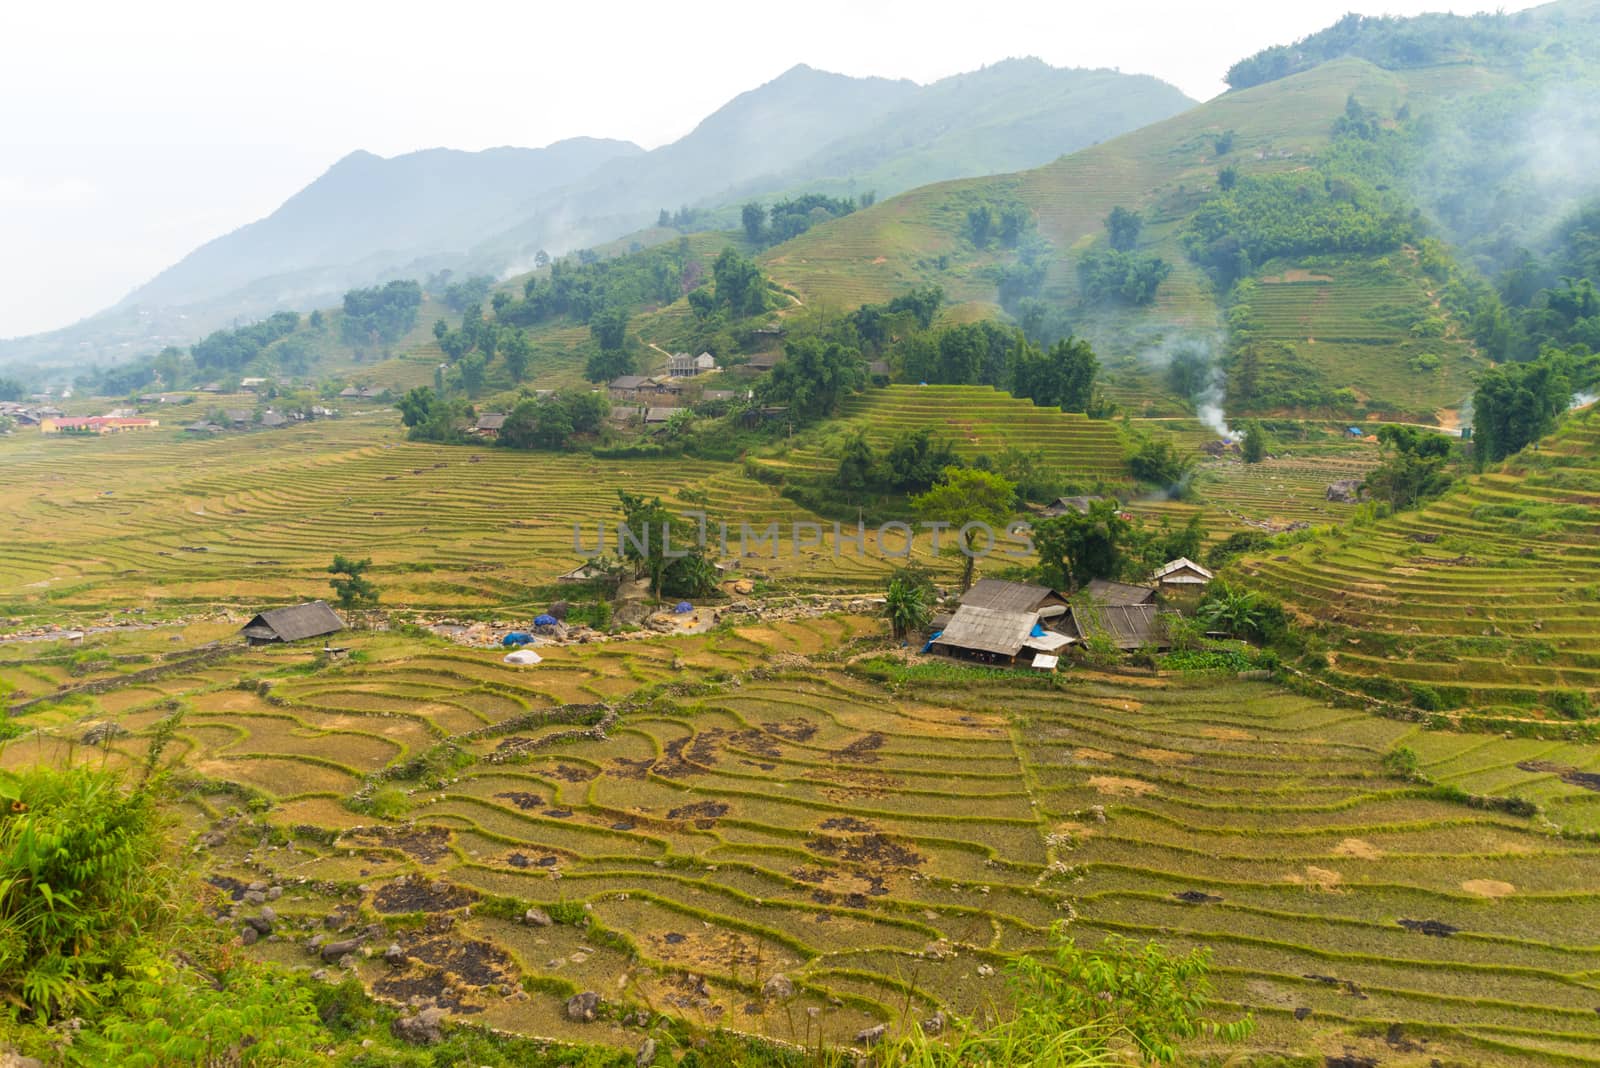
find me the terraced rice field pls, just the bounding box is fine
[1127,444,1380,539]
[1237,408,1600,713]
[1241,257,1486,419]
[748,385,1132,488]
[6,623,1598,1064]
[0,416,938,621]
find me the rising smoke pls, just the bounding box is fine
[1140,331,1238,441]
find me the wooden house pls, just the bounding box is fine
[239,601,345,645]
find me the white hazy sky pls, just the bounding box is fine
[0,0,1536,339]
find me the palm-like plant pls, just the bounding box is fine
[885,577,932,640]
[1198,583,1264,640]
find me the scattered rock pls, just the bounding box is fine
[392,1006,446,1045]
[384,944,407,965]
[243,914,274,935]
[635,1038,657,1067]
[1174,890,1223,904]
[1,1052,46,1068]
[321,936,365,962]
[1397,918,1458,938]
[524,907,553,927]
[922,1011,945,1036]
[1326,479,1365,504]
[566,991,601,1022]
[762,974,795,1000]
[854,1024,887,1047]
[239,925,259,946]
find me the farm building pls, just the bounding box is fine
[608,376,651,401]
[184,421,223,434]
[695,352,717,372]
[1042,495,1108,517]
[1151,557,1214,589]
[746,352,784,372]
[700,389,739,404]
[475,412,507,437]
[39,416,159,434]
[930,605,1074,666]
[668,353,697,376]
[259,411,288,428]
[644,407,677,425]
[1064,603,1167,651]
[1085,578,1157,606]
[239,601,346,646]
[960,578,1070,619]
[556,562,606,583]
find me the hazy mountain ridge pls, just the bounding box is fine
[1,58,1193,373]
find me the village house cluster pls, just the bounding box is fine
[926,559,1214,670]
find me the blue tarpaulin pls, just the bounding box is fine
[534,614,558,627]
[673,601,693,614]
[502,632,533,646]
[1347,427,1363,436]
[1030,623,1046,637]
[920,629,943,654]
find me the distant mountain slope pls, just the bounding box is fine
[1,59,1192,373]
[126,138,645,310]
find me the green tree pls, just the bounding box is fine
[328,555,378,608]
[501,328,532,381]
[835,429,877,495]
[757,337,865,423]
[1128,436,1196,489]
[1363,424,1454,508]
[911,467,1017,592]
[585,347,635,383]
[1107,206,1144,251]
[589,306,628,352]
[1033,498,1134,592]
[1241,421,1267,463]
[1218,165,1238,191]
[741,201,766,244]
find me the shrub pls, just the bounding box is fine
[1383,746,1421,781]
[0,764,170,1017]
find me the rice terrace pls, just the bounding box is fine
[7,4,1600,1067]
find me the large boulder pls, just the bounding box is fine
[392,1006,446,1045]
[1326,479,1365,504]
[566,991,601,1022]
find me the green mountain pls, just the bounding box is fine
[1,59,1192,376]
[761,0,1600,424]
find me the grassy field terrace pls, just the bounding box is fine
[1236,407,1600,715]
[3,621,1598,1064]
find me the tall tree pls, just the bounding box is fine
[911,467,1017,592]
[1107,206,1143,251]
[741,202,766,244]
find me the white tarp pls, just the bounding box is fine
[1031,653,1060,670]
[1023,631,1074,653]
[503,649,543,665]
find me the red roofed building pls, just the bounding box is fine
[40,416,160,435]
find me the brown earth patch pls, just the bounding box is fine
[806,832,924,868]
[1087,775,1153,796]
[1201,727,1253,741]
[340,824,453,865]
[494,790,544,810]
[831,732,886,763]
[1334,837,1384,860]
[372,877,477,914]
[667,800,729,828]
[1136,747,1194,765]
[1074,748,1115,762]
[1461,879,1515,898]
[1287,865,1343,891]
[544,762,598,783]
[1517,759,1600,792]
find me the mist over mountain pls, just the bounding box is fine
[0,58,1192,373]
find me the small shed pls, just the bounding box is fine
[240,601,345,645]
[644,407,676,425]
[1085,578,1157,607]
[475,412,507,436]
[1042,495,1107,517]
[259,411,288,428]
[694,352,717,372]
[1151,557,1214,589]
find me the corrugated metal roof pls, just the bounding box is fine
[960,578,1068,614]
[1086,579,1157,606]
[931,605,1039,657]
[241,601,345,642]
[1151,557,1213,582]
[1066,603,1165,650]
